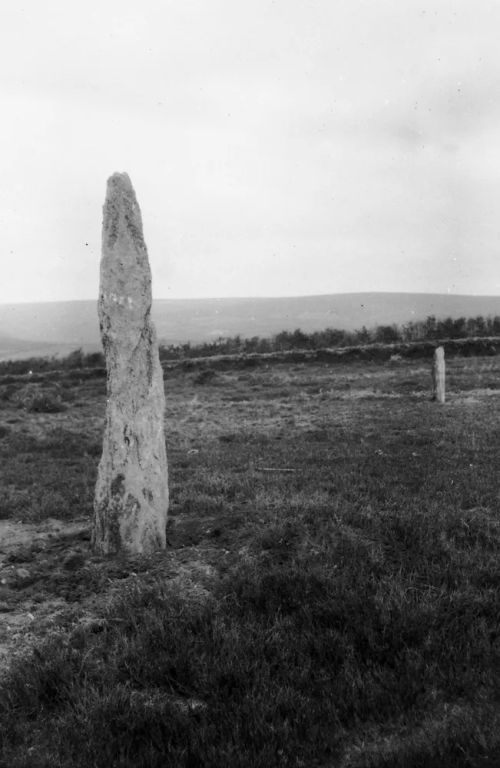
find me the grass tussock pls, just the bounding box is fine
[0,357,499,766]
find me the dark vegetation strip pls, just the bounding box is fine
[159,312,500,359]
[3,335,500,382]
[0,312,499,376]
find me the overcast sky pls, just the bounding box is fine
[1,0,499,303]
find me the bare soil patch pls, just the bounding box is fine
[0,513,219,678]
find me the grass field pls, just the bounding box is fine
[0,355,499,766]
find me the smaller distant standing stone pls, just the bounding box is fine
[433,346,445,403]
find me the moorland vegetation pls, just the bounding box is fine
[0,349,499,766]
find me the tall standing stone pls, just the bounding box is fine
[92,173,168,554]
[432,346,445,404]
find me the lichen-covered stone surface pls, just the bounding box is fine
[93,172,168,554]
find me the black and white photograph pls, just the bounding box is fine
[0,2,499,765]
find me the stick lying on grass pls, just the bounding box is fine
[255,467,296,473]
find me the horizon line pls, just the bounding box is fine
[2,290,500,307]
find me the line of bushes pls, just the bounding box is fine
[2,314,500,376]
[158,314,500,359]
[164,336,500,373]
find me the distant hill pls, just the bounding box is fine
[1,293,500,361]
[0,334,76,362]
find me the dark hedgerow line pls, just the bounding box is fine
[3,311,500,375]
[3,336,500,382]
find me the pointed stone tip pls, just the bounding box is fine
[104,172,139,214]
[102,171,145,253]
[107,172,133,192]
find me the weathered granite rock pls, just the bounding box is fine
[92,172,168,554]
[433,346,445,404]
